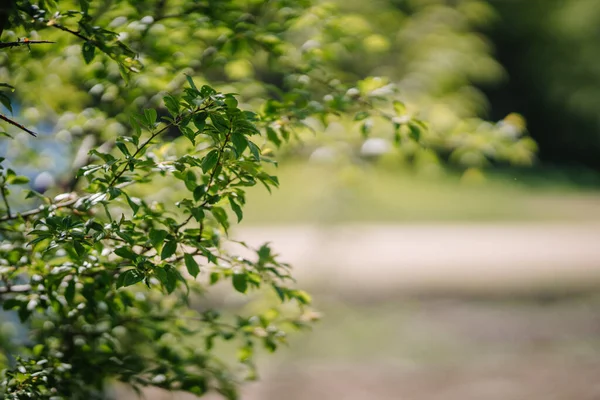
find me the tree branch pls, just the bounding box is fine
[0,196,78,222]
[0,40,54,49]
[51,23,90,42]
[0,113,37,137]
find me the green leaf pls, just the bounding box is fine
[408,121,421,142]
[205,333,216,350]
[181,376,207,395]
[73,240,86,257]
[2,298,21,311]
[108,187,122,200]
[264,338,277,352]
[224,95,238,109]
[211,206,229,231]
[247,141,261,160]
[183,170,197,191]
[185,74,199,92]
[82,42,96,64]
[123,193,140,215]
[25,189,45,200]
[210,113,230,133]
[6,175,29,185]
[115,141,131,157]
[163,264,179,293]
[18,304,31,322]
[193,185,207,202]
[237,345,252,362]
[181,126,196,145]
[144,108,157,126]
[193,113,207,131]
[243,110,257,121]
[184,253,200,278]
[161,240,177,260]
[154,266,168,287]
[200,85,216,97]
[232,273,248,293]
[290,290,312,305]
[65,280,76,305]
[266,127,281,147]
[115,246,138,260]
[118,64,131,85]
[231,131,248,156]
[79,0,90,13]
[149,229,168,249]
[191,206,205,222]
[393,101,406,115]
[0,93,12,113]
[164,95,180,116]
[228,196,243,223]
[116,269,145,288]
[272,285,286,302]
[201,150,219,173]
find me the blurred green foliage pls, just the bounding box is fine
[273,0,536,171]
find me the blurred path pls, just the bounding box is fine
[235,223,600,293]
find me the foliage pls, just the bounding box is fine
[271,0,537,170]
[0,0,534,398]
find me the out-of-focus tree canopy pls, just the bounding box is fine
[272,0,536,171]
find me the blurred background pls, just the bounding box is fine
[128,0,600,399]
[4,0,600,398]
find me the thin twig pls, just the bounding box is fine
[0,113,37,137]
[51,23,90,42]
[194,118,233,240]
[0,40,54,49]
[0,196,77,222]
[108,128,165,186]
[175,214,194,230]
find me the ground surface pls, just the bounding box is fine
[235,223,600,294]
[118,222,600,400]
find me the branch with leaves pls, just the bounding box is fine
[0,79,314,398]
